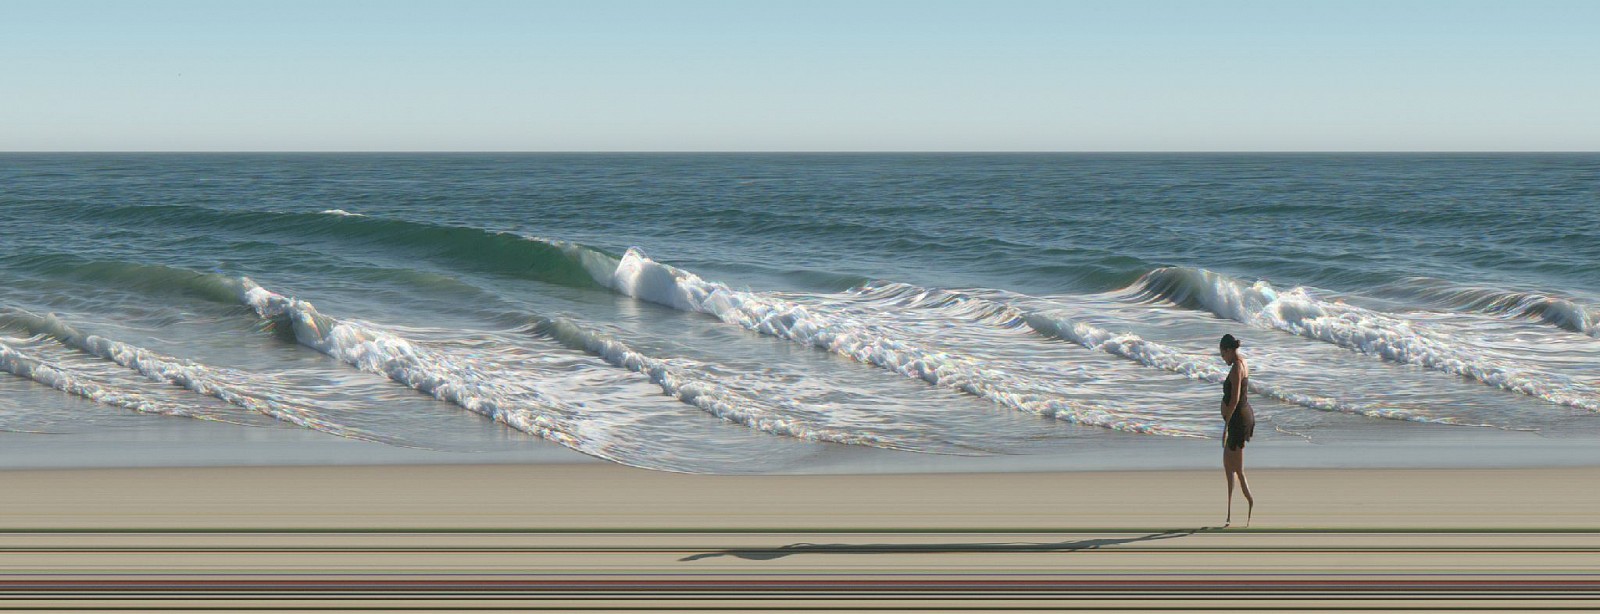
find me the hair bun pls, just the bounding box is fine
[1219,334,1241,350]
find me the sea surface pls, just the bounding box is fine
[1,153,1597,473]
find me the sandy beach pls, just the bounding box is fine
[1,463,1598,610]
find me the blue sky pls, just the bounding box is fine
[3,0,1597,151]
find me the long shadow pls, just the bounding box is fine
[679,527,1221,562]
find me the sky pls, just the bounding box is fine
[2,0,1597,151]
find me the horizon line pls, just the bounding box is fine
[3,150,1598,155]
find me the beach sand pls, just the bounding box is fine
[0,464,1598,610]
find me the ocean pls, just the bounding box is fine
[1,153,1597,473]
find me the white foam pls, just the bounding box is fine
[852,281,1473,426]
[238,275,742,466]
[850,282,1031,329]
[535,317,937,450]
[8,312,397,443]
[600,249,1202,437]
[0,339,199,419]
[319,209,364,217]
[237,279,672,465]
[1024,311,1475,425]
[1135,267,1600,412]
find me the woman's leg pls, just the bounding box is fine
[1235,452,1254,526]
[1223,448,1238,524]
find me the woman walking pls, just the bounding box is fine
[1219,334,1255,526]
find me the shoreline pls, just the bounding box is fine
[3,415,1600,474]
[4,463,1600,530]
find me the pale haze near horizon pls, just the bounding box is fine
[3,0,1597,152]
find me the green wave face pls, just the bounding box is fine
[79,204,623,290]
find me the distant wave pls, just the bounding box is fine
[2,253,258,305]
[80,204,622,289]
[1,251,505,308]
[1125,266,1600,411]
[1372,277,1597,337]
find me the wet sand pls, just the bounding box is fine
[1,464,1597,611]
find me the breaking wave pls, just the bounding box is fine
[529,316,956,452]
[1126,267,1600,411]
[850,282,1480,426]
[596,248,1205,437]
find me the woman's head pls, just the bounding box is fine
[1219,334,1241,364]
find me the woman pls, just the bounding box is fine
[1219,333,1255,526]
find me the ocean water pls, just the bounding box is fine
[1,153,1597,473]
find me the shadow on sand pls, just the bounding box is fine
[679,527,1221,562]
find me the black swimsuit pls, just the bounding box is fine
[1222,374,1254,451]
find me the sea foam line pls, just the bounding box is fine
[0,338,205,420]
[0,310,401,443]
